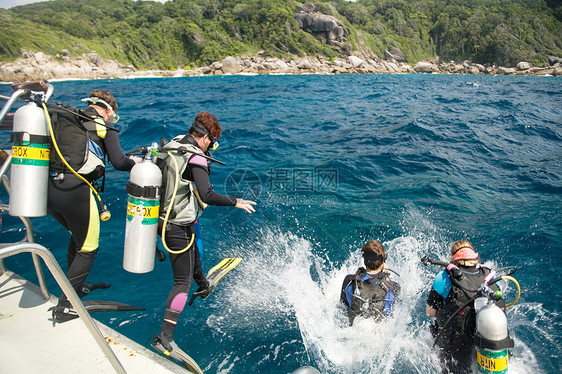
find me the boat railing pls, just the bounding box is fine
[0,83,127,374]
[0,243,127,373]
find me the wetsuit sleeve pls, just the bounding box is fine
[104,129,135,171]
[426,288,444,310]
[186,163,236,206]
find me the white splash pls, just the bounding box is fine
[206,208,551,373]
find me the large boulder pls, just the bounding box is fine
[497,66,517,75]
[467,65,481,74]
[547,56,562,66]
[517,62,532,70]
[295,4,347,45]
[384,47,406,63]
[222,56,242,74]
[414,61,437,73]
[348,56,364,68]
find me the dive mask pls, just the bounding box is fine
[191,120,219,150]
[208,135,219,151]
[82,97,120,123]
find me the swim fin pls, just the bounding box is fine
[82,300,145,313]
[49,300,145,323]
[152,335,203,374]
[188,257,242,306]
[208,257,242,285]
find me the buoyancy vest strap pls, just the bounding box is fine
[11,132,51,144]
[93,118,107,139]
[474,332,514,350]
[126,181,160,199]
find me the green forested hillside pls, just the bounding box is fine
[1,0,561,69]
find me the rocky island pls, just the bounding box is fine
[1,2,561,82]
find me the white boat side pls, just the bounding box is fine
[0,269,189,373]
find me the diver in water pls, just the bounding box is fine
[151,111,256,367]
[425,240,506,374]
[48,89,141,321]
[340,240,400,325]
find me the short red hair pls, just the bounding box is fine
[190,111,221,139]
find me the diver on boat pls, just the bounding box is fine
[151,111,256,368]
[47,90,141,321]
[425,240,506,374]
[340,240,400,325]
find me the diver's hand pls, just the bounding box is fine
[130,155,142,164]
[188,283,215,306]
[235,198,256,213]
[194,285,213,300]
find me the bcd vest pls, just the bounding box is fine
[435,266,499,350]
[349,268,396,322]
[48,106,107,180]
[158,137,207,225]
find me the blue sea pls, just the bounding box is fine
[1,73,561,374]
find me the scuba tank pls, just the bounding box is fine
[9,102,50,217]
[123,146,162,273]
[474,300,514,374]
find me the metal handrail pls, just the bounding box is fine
[0,243,127,374]
[0,88,26,124]
[0,153,50,300]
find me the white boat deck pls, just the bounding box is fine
[0,270,189,374]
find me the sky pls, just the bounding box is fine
[1,0,51,8]
[0,0,170,9]
[0,0,356,10]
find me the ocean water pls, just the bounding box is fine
[1,73,561,374]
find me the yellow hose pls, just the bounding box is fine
[43,103,110,221]
[501,275,520,307]
[161,151,195,254]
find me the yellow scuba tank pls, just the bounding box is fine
[9,102,50,217]
[123,149,162,273]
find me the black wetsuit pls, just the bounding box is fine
[48,107,134,303]
[158,135,236,341]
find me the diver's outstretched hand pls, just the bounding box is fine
[235,198,257,213]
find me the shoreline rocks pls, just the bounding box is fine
[1,49,561,83]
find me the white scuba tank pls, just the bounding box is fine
[123,159,162,273]
[475,302,513,374]
[9,102,50,217]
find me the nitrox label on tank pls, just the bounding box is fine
[126,197,159,225]
[477,348,508,373]
[12,144,50,166]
